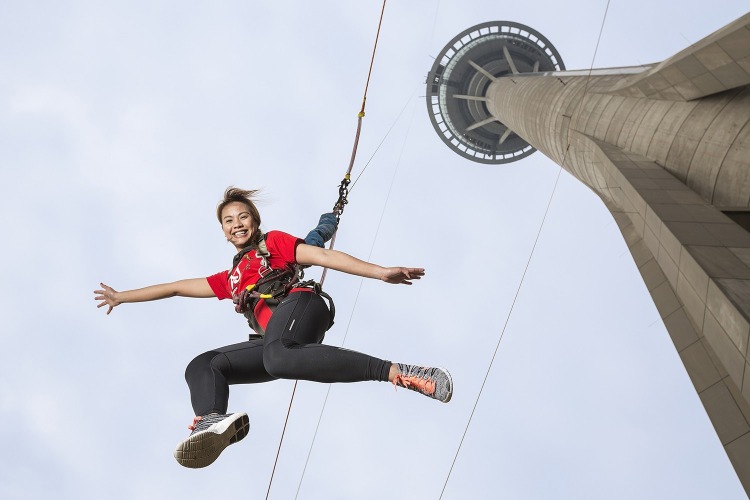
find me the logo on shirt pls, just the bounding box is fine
[228,253,272,298]
[229,266,242,297]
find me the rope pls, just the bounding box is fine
[265,2,388,497]
[359,0,387,118]
[295,2,437,495]
[322,0,388,281]
[439,1,611,496]
[295,93,418,499]
[350,90,416,192]
[563,0,611,156]
[438,167,563,499]
[264,381,297,500]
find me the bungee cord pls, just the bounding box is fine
[350,90,416,193]
[295,91,419,499]
[291,4,443,493]
[266,0,613,496]
[265,1,388,498]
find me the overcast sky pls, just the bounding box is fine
[2,1,750,499]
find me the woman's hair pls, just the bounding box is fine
[217,187,263,246]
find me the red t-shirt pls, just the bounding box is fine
[206,230,303,301]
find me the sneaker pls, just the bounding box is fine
[393,364,453,403]
[173,412,250,468]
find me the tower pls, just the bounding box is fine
[427,16,750,492]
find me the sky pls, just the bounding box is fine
[2,1,750,499]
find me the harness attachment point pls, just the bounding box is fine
[332,175,352,220]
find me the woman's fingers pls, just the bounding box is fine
[94,283,119,314]
[383,267,425,284]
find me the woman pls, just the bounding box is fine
[94,187,452,469]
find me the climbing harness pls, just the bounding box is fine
[232,235,335,336]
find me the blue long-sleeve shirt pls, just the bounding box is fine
[304,212,338,248]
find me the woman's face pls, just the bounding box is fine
[221,201,255,250]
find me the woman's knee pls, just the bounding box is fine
[185,350,224,383]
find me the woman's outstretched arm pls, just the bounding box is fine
[94,278,216,315]
[295,243,424,285]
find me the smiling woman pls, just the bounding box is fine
[218,187,263,250]
[93,186,453,469]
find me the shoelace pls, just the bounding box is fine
[187,413,228,433]
[392,373,436,396]
[187,416,203,431]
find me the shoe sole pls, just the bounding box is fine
[174,413,250,468]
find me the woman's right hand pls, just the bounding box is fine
[380,267,425,285]
[94,282,121,315]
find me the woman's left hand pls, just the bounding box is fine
[380,267,425,285]
[94,282,121,315]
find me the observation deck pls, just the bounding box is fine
[426,21,565,164]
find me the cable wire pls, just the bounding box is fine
[439,1,611,496]
[437,166,563,499]
[265,2,388,497]
[295,93,419,499]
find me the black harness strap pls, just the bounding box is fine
[232,235,335,336]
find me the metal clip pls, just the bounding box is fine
[332,174,351,220]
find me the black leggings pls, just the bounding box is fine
[185,291,392,415]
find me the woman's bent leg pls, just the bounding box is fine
[185,338,276,415]
[263,291,391,383]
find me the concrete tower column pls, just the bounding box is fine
[427,15,750,492]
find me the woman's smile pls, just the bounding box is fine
[221,201,256,249]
